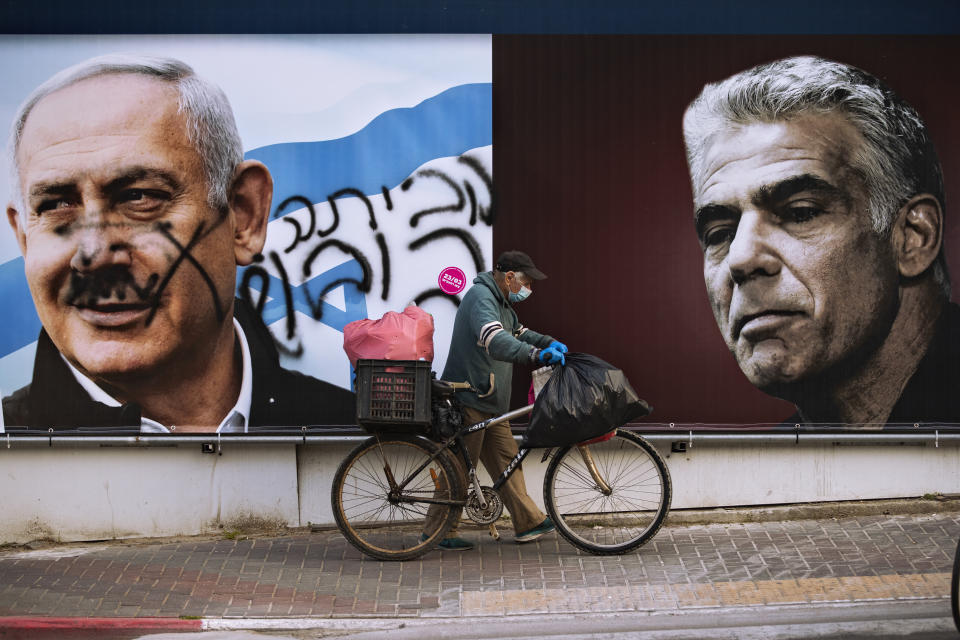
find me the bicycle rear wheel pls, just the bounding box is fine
[332,434,464,561]
[544,429,670,555]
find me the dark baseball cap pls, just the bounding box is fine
[495,250,547,280]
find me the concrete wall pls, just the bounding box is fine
[1,444,300,543]
[2,439,959,544]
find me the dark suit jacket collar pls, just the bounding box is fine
[886,301,960,425]
[23,300,289,430]
[25,329,139,429]
[783,301,960,427]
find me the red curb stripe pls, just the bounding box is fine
[0,617,203,630]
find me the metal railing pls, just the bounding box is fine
[3,423,960,448]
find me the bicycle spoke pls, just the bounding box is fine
[333,436,463,560]
[546,431,671,554]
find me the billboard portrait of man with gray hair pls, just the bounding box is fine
[3,54,355,432]
[683,55,958,427]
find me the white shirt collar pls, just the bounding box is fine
[63,318,254,433]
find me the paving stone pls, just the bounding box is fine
[1,512,957,619]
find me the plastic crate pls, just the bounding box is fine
[355,359,432,431]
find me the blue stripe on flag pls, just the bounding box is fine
[238,259,368,333]
[245,83,492,210]
[0,257,41,358]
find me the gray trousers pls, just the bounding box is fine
[427,406,545,536]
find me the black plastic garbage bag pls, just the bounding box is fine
[523,353,652,448]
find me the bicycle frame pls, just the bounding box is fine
[385,402,615,510]
[452,404,535,494]
[450,405,613,494]
[381,404,534,508]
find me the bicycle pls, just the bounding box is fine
[331,361,671,561]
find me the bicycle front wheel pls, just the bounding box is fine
[544,429,671,555]
[332,434,464,561]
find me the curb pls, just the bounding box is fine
[3,600,950,635]
[441,497,960,534]
[664,497,960,526]
[0,616,202,630]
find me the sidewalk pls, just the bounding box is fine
[0,505,957,634]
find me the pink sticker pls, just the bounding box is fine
[438,266,467,295]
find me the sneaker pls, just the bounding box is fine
[419,534,474,551]
[515,517,555,543]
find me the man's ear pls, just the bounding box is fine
[894,194,943,278]
[7,205,27,256]
[229,160,273,266]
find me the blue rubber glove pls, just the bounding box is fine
[548,340,568,354]
[539,346,566,366]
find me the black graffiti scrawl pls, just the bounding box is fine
[238,150,494,369]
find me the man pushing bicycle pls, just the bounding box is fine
[424,250,569,550]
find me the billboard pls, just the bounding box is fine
[3,34,959,434]
[0,35,492,433]
[494,36,960,430]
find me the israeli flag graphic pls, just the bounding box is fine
[0,35,492,394]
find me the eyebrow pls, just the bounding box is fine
[107,168,182,193]
[28,167,183,200]
[28,182,76,199]
[693,204,736,241]
[694,173,848,238]
[751,173,846,210]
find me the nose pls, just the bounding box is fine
[68,210,134,272]
[726,211,781,285]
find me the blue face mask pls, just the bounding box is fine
[509,285,532,303]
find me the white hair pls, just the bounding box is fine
[7,53,243,214]
[683,56,949,295]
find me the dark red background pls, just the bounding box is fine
[492,35,960,424]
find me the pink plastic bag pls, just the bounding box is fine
[343,306,435,367]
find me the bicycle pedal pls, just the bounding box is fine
[489,523,500,540]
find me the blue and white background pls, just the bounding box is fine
[0,35,492,394]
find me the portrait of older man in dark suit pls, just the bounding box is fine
[4,54,355,432]
[683,56,958,427]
